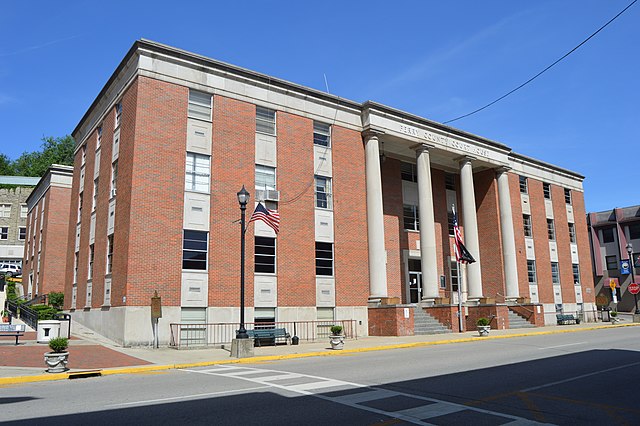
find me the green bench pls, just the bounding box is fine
[556,314,580,325]
[0,324,26,345]
[246,328,291,346]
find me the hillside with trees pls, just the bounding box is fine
[1,135,74,177]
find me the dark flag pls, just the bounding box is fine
[453,211,476,264]
[248,202,280,233]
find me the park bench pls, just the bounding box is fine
[0,324,26,345]
[556,314,580,325]
[247,327,291,347]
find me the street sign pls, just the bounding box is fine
[629,283,640,295]
[610,279,617,290]
[621,260,630,275]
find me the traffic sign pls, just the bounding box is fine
[629,283,640,295]
[610,279,617,290]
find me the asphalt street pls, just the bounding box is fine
[2,327,639,425]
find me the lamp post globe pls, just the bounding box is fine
[236,185,250,339]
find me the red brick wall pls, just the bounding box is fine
[368,306,413,336]
[467,305,509,330]
[276,112,315,306]
[572,190,595,303]
[125,77,185,307]
[332,126,370,306]
[474,169,505,299]
[209,95,255,307]
[425,305,459,332]
[509,304,545,327]
[64,139,83,309]
[40,186,71,294]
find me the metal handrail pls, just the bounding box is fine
[6,300,38,330]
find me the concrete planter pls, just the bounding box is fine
[37,320,61,343]
[477,326,491,337]
[330,335,345,350]
[44,351,69,373]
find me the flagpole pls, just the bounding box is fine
[457,259,464,333]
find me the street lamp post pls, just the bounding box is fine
[236,185,250,339]
[626,243,638,314]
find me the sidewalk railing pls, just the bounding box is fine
[5,300,38,330]
[169,320,358,349]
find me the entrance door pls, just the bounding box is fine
[408,259,422,303]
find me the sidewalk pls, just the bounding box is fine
[2,319,638,385]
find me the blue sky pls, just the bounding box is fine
[0,1,637,212]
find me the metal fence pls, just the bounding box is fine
[170,319,358,349]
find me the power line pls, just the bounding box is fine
[443,0,637,124]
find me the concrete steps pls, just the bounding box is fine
[414,307,452,335]
[508,310,536,329]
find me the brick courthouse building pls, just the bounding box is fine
[62,40,594,345]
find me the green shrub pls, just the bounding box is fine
[6,282,17,301]
[476,317,490,327]
[610,310,618,317]
[31,304,59,320]
[48,292,64,309]
[48,337,68,353]
[330,325,343,336]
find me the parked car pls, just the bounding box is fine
[0,264,21,277]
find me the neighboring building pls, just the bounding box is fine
[0,176,39,267]
[587,205,640,313]
[22,165,73,298]
[64,39,594,346]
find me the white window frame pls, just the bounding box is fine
[0,227,8,240]
[255,236,276,274]
[568,223,577,243]
[256,106,276,135]
[313,121,331,147]
[110,161,118,198]
[314,176,332,209]
[19,227,26,240]
[92,178,99,211]
[527,260,537,284]
[188,90,212,121]
[572,263,580,285]
[403,204,419,231]
[114,103,122,128]
[255,164,276,191]
[543,182,551,200]
[547,219,556,241]
[20,204,28,218]
[564,188,572,204]
[0,204,11,218]
[523,214,533,237]
[519,176,528,194]
[96,126,102,150]
[88,244,95,281]
[185,153,211,193]
[106,235,114,275]
[551,262,560,284]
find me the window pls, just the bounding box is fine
[543,182,551,200]
[519,176,528,194]
[315,176,332,209]
[547,219,556,240]
[572,263,580,285]
[313,121,331,147]
[77,193,83,222]
[96,126,102,150]
[92,178,99,211]
[523,214,533,237]
[188,90,212,121]
[110,161,118,197]
[88,244,95,281]
[21,204,27,218]
[527,260,537,284]
[106,235,114,274]
[403,205,419,231]
[73,253,78,284]
[315,242,334,276]
[317,307,334,321]
[445,173,456,190]
[447,211,455,236]
[255,236,275,273]
[114,103,122,128]
[256,106,276,135]
[568,223,577,243]
[19,227,26,240]
[185,153,210,193]
[605,255,618,270]
[564,188,572,204]
[0,204,11,217]
[183,230,208,270]
[81,145,87,166]
[551,262,560,284]
[450,260,460,292]
[0,227,7,240]
[602,227,615,243]
[255,165,276,191]
[401,162,417,182]
[629,223,640,240]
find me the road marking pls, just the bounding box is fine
[185,365,543,425]
[104,385,269,407]
[538,342,585,350]
[521,361,640,392]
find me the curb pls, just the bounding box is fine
[2,322,638,386]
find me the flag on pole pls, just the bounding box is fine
[248,202,280,233]
[452,209,475,264]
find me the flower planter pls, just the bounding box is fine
[330,335,345,350]
[44,351,69,373]
[477,325,491,337]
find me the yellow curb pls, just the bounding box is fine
[1,322,638,385]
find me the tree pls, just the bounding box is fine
[10,135,74,177]
[0,154,13,175]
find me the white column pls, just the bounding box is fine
[459,157,483,299]
[415,144,439,300]
[363,131,387,301]
[497,168,520,300]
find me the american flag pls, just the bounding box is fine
[452,210,475,264]
[248,202,280,234]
